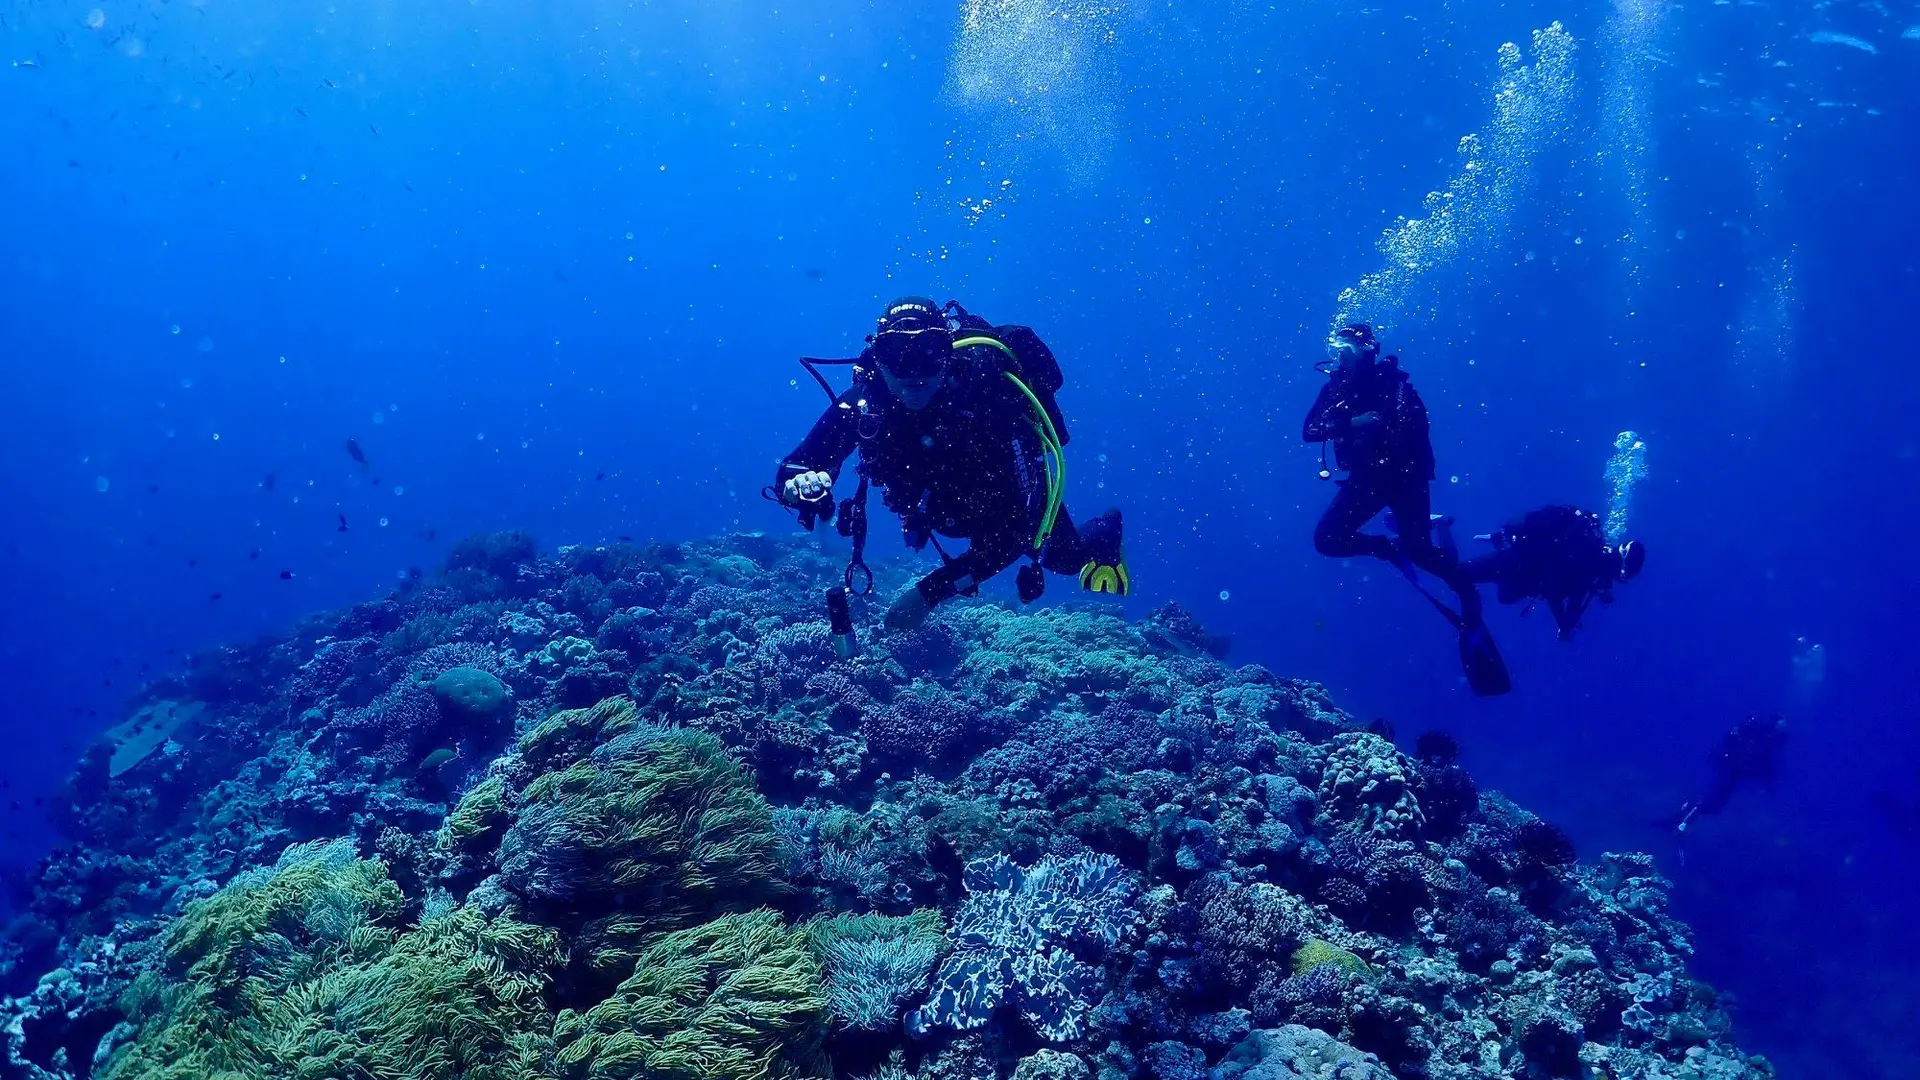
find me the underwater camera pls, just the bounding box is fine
[825,585,859,658]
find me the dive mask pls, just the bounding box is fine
[871,326,953,379]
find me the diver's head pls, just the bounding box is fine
[1617,539,1647,581]
[1328,322,1382,371]
[870,296,954,411]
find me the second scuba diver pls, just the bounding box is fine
[1459,504,1646,641]
[771,296,1128,634]
[1303,322,1510,695]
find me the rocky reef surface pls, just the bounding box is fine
[0,532,1773,1080]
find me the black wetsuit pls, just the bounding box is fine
[1462,505,1617,640]
[1303,359,1480,621]
[776,337,1092,607]
[1677,715,1786,829]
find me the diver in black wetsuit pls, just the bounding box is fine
[1673,714,1788,832]
[1459,505,1646,641]
[1304,322,1507,695]
[773,297,1127,633]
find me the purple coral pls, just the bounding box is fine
[1249,961,1350,1029]
[863,683,978,767]
[333,682,443,767]
[1193,877,1307,993]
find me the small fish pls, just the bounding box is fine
[418,528,438,542]
[209,591,223,601]
[403,181,414,192]
[594,472,606,481]
[322,77,336,88]
[262,470,278,490]
[618,535,634,542]
[68,159,81,168]
[346,438,369,470]
[279,569,294,580]
[248,548,260,560]
[13,59,40,69]
[187,557,199,568]
[369,123,379,136]
[337,513,349,533]
[296,107,308,118]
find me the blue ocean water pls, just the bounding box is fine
[1,0,1915,1076]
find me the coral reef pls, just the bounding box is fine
[0,531,1773,1080]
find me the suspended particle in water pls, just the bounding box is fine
[393,486,406,495]
[180,377,194,389]
[372,412,386,425]
[95,476,110,493]
[85,9,105,30]
[197,336,214,353]
[476,432,486,441]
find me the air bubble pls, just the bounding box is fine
[94,476,110,493]
[169,324,181,335]
[1218,590,1231,601]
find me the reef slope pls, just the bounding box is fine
[0,533,1771,1080]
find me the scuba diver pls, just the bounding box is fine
[1303,322,1509,696]
[770,296,1128,635]
[1671,713,1788,833]
[1457,505,1646,641]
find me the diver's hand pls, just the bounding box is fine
[781,470,834,506]
[885,587,933,633]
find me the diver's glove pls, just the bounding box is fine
[782,470,835,529]
[782,470,834,506]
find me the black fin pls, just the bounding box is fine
[1460,623,1513,697]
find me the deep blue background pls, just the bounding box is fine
[3,0,1916,1075]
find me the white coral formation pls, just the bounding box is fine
[1317,733,1426,841]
